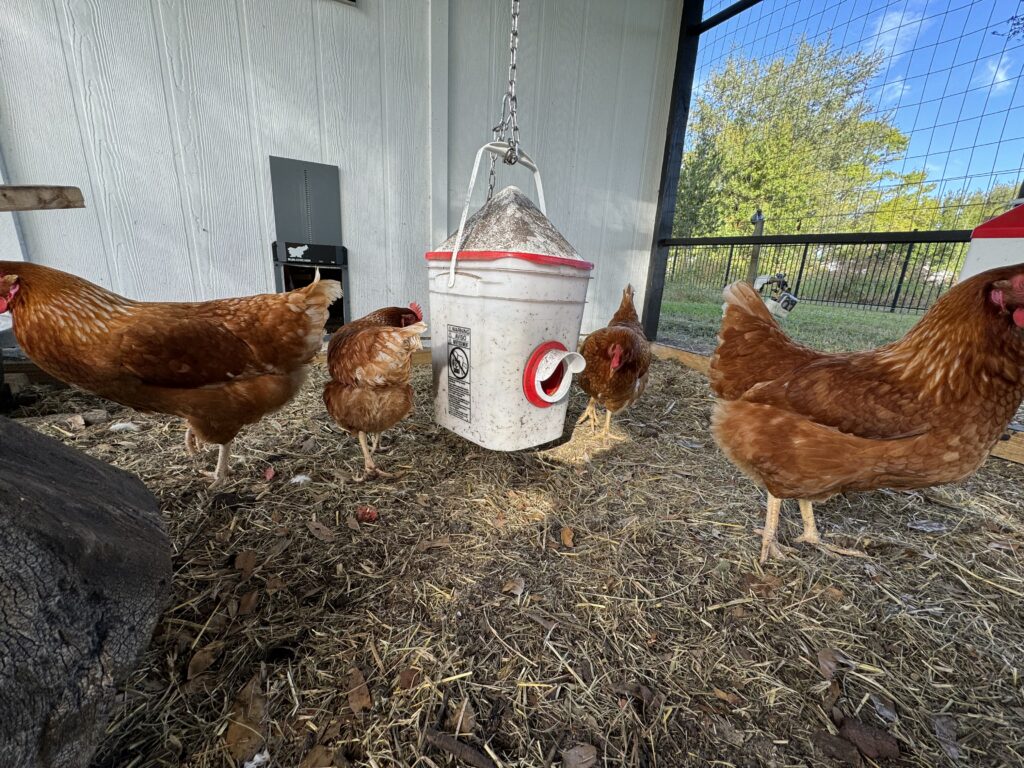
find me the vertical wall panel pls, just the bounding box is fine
[55,0,192,299]
[154,0,267,299]
[242,0,322,261]
[317,0,389,315]
[0,0,114,288]
[380,0,431,308]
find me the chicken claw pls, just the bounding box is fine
[795,500,868,559]
[202,443,233,490]
[600,410,627,443]
[351,432,394,483]
[577,399,598,432]
[758,494,786,564]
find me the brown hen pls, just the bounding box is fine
[577,285,652,441]
[323,303,426,480]
[710,266,1024,563]
[0,261,341,487]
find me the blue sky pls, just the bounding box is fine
[692,0,1024,201]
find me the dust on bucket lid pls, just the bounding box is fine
[426,186,594,270]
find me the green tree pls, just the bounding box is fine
[674,41,911,237]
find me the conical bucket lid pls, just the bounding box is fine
[429,186,592,269]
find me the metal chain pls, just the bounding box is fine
[488,0,521,200]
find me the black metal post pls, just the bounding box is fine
[723,243,735,286]
[691,0,764,34]
[890,242,915,313]
[641,0,705,340]
[793,242,809,296]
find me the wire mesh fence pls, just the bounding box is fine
[678,0,1024,237]
[664,230,970,313]
[654,0,1023,350]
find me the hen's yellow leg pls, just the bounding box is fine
[353,431,392,482]
[184,425,200,455]
[758,493,792,563]
[795,499,868,559]
[576,398,598,431]
[600,409,627,443]
[203,442,232,490]
[370,432,381,455]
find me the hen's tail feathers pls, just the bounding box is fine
[399,321,428,337]
[302,272,343,307]
[709,281,818,400]
[409,302,423,321]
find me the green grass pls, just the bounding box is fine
[657,284,921,354]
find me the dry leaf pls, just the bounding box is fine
[346,667,373,715]
[822,586,845,603]
[415,535,452,552]
[615,681,656,710]
[225,675,267,762]
[933,714,959,760]
[415,493,430,506]
[397,667,422,690]
[355,505,378,523]
[345,515,360,531]
[267,538,292,559]
[501,575,526,597]
[741,572,783,597]
[319,719,342,743]
[823,680,842,711]
[561,743,598,768]
[526,611,557,632]
[811,731,862,767]
[299,744,336,768]
[235,550,258,581]
[869,693,898,724]
[560,526,575,548]
[187,641,224,680]
[238,590,260,616]
[307,519,337,543]
[266,576,286,594]
[300,436,317,453]
[66,414,86,430]
[839,717,899,759]
[712,687,743,707]
[817,648,851,680]
[445,698,478,735]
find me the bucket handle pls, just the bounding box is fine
[447,141,546,288]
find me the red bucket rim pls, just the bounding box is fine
[425,249,594,271]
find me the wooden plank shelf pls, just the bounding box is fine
[0,185,85,212]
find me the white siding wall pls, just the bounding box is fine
[0,0,680,327]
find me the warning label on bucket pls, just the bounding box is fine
[447,325,471,422]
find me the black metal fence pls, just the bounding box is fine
[662,230,972,313]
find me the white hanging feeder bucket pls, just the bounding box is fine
[958,202,1024,280]
[425,142,593,451]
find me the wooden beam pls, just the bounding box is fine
[651,342,710,375]
[0,185,85,212]
[992,433,1024,465]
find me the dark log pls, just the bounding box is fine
[0,416,171,767]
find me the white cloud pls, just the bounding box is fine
[975,52,1016,94]
[881,77,911,104]
[871,6,927,59]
